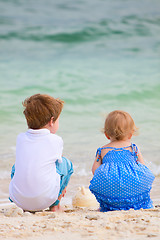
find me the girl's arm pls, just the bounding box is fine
[137,148,145,165]
[92,155,102,175]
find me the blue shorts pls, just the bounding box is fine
[51,157,73,206]
[10,157,73,207]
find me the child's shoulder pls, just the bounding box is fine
[17,130,63,142]
[100,142,115,150]
[97,143,114,159]
[101,141,135,150]
[49,133,63,143]
[17,132,26,140]
[101,143,113,148]
[46,133,63,147]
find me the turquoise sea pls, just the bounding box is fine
[0,0,160,204]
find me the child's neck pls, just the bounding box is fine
[108,137,132,148]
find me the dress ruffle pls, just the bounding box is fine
[90,188,153,211]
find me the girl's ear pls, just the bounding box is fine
[128,132,132,140]
[105,132,110,139]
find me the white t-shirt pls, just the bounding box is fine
[9,128,63,211]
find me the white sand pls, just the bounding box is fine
[0,177,160,240]
[0,204,160,240]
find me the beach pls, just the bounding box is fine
[1,205,160,240]
[0,177,160,240]
[0,0,160,239]
[0,0,160,208]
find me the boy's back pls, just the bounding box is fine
[9,94,73,212]
[9,128,63,211]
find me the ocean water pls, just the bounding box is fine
[0,0,160,196]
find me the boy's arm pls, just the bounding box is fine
[92,155,102,175]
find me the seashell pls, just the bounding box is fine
[4,206,23,217]
[72,186,99,208]
[12,207,24,216]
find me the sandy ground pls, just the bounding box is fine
[0,177,160,240]
[0,204,160,240]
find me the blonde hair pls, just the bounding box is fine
[104,110,137,141]
[23,94,64,129]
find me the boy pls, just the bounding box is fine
[9,94,73,212]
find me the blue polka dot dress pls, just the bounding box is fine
[89,144,155,212]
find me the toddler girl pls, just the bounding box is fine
[89,110,155,211]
